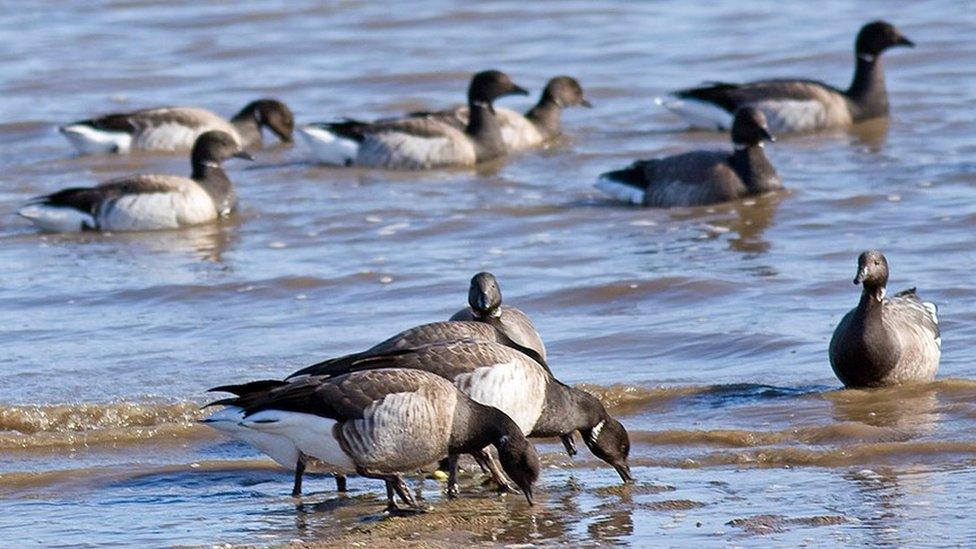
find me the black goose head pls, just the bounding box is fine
[495,431,541,505]
[541,76,592,108]
[854,249,889,291]
[578,403,634,484]
[468,272,502,318]
[242,98,295,142]
[468,70,529,113]
[191,130,254,167]
[855,21,914,58]
[731,107,775,147]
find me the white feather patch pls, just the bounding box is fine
[753,100,832,134]
[134,122,205,152]
[298,125,359,166]
[923,302,939,325]
[657,96,733,130]
[242,410,356,472]
[454,360,544,435]
[203,406,301,469]
[60,125,133,154]
[97,185,217,232]
[595,176,645,205]
[17,204,95,232]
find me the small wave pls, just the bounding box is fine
[0,400,207,450]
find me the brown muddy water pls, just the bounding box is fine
[2,1,976,547]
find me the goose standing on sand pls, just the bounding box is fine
[18,131,250,232]
[596,107,780,208]
[226,369,540,511]
[408,76,592,152]
[60,98,294,154]
[660,21,914,133]
[298,70,529,169]
[450,272,548,367]
[829,251,941,388]
[290,341,634,495]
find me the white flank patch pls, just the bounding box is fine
[298,125,359,166]
[98,186,216,232]
[754,100,829,134]
[60,125,133,154]
[923,302,939,325]
[595,176,644,205]
[202,407,300,469]
[242,410,356,472]
[17,204,94,232]
[657,96,732,130]
[135,122,203,152]
[455,360,543,435]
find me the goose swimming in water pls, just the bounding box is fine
[829,250,941,388]
[660,21,914,133]
[59,98,294,155]
[19,131,251,233]
[406,76,592,152]
[596,107,780,208]
[298,70,529,169]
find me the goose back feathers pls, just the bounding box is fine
[60,99,293,154]
[829,250,941,388]
[661,21,914,132]
[19,131,251,232]
[597,107,781,208]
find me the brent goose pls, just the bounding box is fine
[596,107,780,207]
[450,272,548,367]
[829,251,941,388]
[660,21,914,133]
[233,369,540,511]
[297,70,529,169]
[407,76,592,152]
[293,341,634,494]
[60,98,294,154]
[18,131,250,232]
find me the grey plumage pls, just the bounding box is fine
[829,250,941,388]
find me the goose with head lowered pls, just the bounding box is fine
[660,21,915,133]
[298,70,529,169]
[829,250,941,388]
[596,107,780,208]
[18,131,251,232]
[449,272,548,368]
[60,98,294,154]
[222,369,540,512]
[289,340,634,495]
[407,75,592,152]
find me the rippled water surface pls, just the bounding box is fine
[2,1,976,546]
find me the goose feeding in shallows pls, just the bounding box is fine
[59,98,294,154]
[18,131,250,232]
[236,369,540,511]
[829,250,941,388]
[408,75,592,152]
[298,70,529,169]
[596,107,780,208]
[450,272,548,368]
[289,341,634,494]
[659,21,914,133]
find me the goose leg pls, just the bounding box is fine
[357,468,422,513]
[560,432,578,456]
[334,473,347,493]
[472,448,518,494]
[445,454,460,498]
[291,455,306,496]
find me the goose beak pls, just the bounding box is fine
[580,98,594,108]
[509,84,530,97]
[615,463,635,484]
[854,270,865,285]
[760,127,775,143]
[896,36,915,48]
[234,150,255,161]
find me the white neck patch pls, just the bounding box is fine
[858,53,877,63]
[200,160,221,169]
[589,419,606,444]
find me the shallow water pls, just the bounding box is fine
[2,0,976,546]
